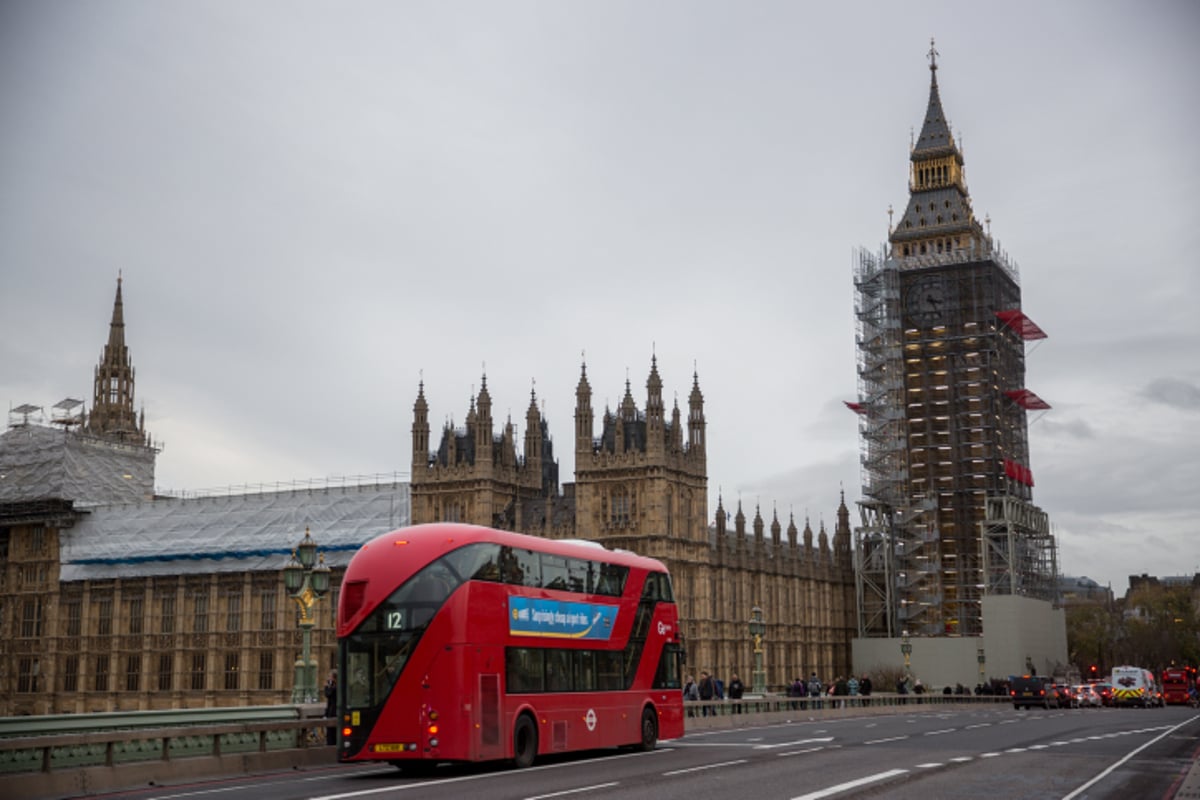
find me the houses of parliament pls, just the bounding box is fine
[0,279,856,716]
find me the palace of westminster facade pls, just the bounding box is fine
[0,280,855,716]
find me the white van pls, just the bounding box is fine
[1111,665,1160,708]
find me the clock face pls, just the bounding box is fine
[906,275,946,326]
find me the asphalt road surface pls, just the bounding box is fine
[90,705,1200,800]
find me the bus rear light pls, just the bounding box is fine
[342,727,353,737]
[427,724,439,735]
[428,710,439,720]
[429,738,439,748]
[393,539,409,546]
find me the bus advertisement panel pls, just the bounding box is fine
[334,523,685,771]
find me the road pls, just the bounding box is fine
[92,706,1200,800]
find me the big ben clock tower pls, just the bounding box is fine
[851,42,1058,643]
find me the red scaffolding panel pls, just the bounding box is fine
[1003,458,1035,487]
[843,400,866,415]
[1005,389,1051,410]
[996,309,1047,340]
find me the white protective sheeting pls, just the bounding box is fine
[60,480,410,582]
[0,424,155,505]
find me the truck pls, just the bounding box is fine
[1111,665,1161,708]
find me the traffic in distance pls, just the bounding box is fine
[1009,664,1199,709]
[333,523,684,773]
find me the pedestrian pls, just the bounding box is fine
[698,670,715,716]
[323,669,338,745]
[683,674,699,716]
[728,672,745,714]
[808,672,823,710]
[860,674,872,706]
[848,675,860,700]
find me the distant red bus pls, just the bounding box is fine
[1161,667,1194,705]
[335,523,685,771]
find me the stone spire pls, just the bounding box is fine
[85,275,148,445]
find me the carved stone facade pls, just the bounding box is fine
[411,358,857,689]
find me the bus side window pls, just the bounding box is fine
[506,648,544,693]
[541,554,569,591]
[566,558,589,593]
[545,650,571,692]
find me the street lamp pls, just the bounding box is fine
[748,605,766,695]
[977,638,986,687]
[283,527,331,703]
[900,630,912,676]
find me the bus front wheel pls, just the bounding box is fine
[512,714,538,769]
[635,707,658,751]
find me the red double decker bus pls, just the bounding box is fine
[1161,667,1196,705]
[335,523,685,771]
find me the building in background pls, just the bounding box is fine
[411,360,857,688]
[0,280,409,715]
[849,45,1066,684]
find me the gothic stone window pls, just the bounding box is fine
[159,592,176,634]
[190,653,206,691]
[94,655,110,692]
[157,654,173,692]
[192,591,210,634]
[65,596,82,637]
[224,653,240,691]
[259,589,276,631]
[128,596,144,635]
[63,655,79,693]
[97,596,113,636]
[257,651,274,691]
[125,654,141,692]
[17,657,40,693]
[20,598,43,638]
[225,589,242,633]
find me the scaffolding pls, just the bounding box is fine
[851,243,1058,639]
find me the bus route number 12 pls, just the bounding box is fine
[386,610,405,630]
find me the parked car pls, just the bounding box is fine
[1074,684,1102,708]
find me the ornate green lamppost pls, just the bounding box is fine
[749,605,766,695]
[283,527,331,703]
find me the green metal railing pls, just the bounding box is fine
[0,704,327,775]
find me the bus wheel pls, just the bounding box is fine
[512,714,538,769]
[635,707,658,751]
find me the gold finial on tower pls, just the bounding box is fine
[928,37,938,71]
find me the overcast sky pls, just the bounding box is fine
[2,1,1197,594]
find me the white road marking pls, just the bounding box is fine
[754,737,835,749]
[864,735,908,744]
[923,728,955,736]
[950,756,973,763]
[916,762,942,768]
[525,783,618,800]
[777,746,826,757]
[790,768,909,800]
[662,758,748,776]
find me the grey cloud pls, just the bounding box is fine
[1141,377,1200,410]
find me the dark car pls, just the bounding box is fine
[1092,681,1115,707]
[1049,682,1075,708]
[1011,675,1053,709]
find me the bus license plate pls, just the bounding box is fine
[373,743,406,753]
